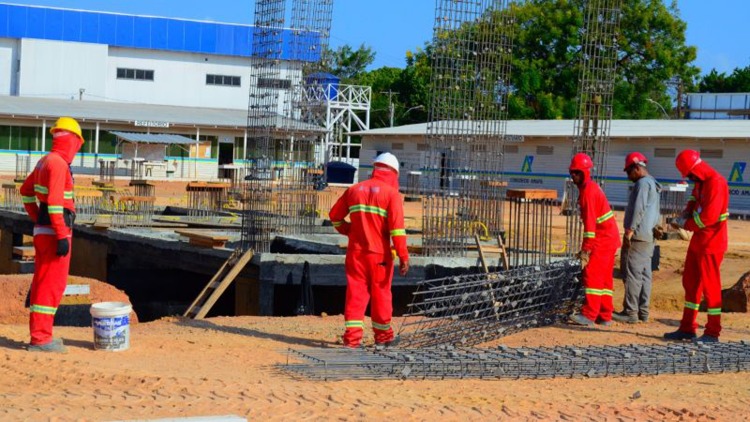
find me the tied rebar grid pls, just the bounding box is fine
[422,0,515,257]
[505,190,558,268]
[396,260,582,349]
[565,0,623,257]
[186,182,230,219]
[242,0,332,253]
[242,0,288,253]
[283,341,750,381]
[15,154,30,182]
[660,183,688,233]
[1,183,23,213]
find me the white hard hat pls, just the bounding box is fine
[374,152,400,174]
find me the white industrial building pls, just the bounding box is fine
[0,3,369,180]
[353,119,750,215]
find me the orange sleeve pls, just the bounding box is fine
[387,190,409,261]
[19,168,39,223]
[329,189,351,236]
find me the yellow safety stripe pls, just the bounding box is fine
[372,321,391,330]
[345,320,364,328]
[390,229,406,236]
[585,288,604,296]
[30,304,57,315]
[47,205,64,214]
[22,196,37,204]
[707,307,722,316]
[601,289,613,296]
[596,211,614,224]
[332,221,343,227]
[349,204,388,217]
[34,185,49,194]
[583,232,595,238]
[692,211,705,229]
[684,301,700,311]
[688,195,696,201]
[719,212,729,222]
[63,191,74,199]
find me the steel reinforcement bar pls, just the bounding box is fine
[283,341,750,381]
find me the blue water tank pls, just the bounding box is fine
[306,72,340,101]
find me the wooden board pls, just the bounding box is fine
[176,229,230,248]
[506,188,558,200]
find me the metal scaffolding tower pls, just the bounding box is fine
[422,0,516,257]
[565,0,623,255]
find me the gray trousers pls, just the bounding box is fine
[620,239,655,318]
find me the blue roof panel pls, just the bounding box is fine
[0,3,320,61]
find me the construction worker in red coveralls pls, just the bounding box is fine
[567,153,621,326]
[19,117,84,353]
[664,150,729,343]
[329,152,410,348]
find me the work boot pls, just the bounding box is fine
[28,338,67,354]
[595,317,612,327]
[612,311,638,324]
[694,334,719,343]
[375,335,401,350]
[639,315,649,323]
[663,330,696,341]
[568,314,595,326]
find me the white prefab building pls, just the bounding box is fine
[352,119,750,215]
[0,3,329,180]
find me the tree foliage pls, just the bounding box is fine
[342,0,699,124]
[323,44,376,82]
[698,65,750,93]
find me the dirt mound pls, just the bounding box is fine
[0,274,137,325]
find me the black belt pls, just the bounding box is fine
[37,203,75,228]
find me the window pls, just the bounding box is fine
[391,142,404,150]
[654,148,676,158]
[700,149,723,159]
[116,68,154,81]
[207,74,241,87]
[503,145,519,154]
[257,78,292,89]
[471,144,487,152]
[536,146,554,155]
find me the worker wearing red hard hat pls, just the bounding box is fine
[665,149,729,343]
[567,152,621,326]
[329,152,409,348]
[19,117,85,353]
[613,152,661,324]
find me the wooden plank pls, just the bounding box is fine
[474,234,489,273]
[497,235,510,270]
[193,249,255,319]
[184,249,240,318]
[13,246,35,258]
[176,229,230,242]
[506,189,558,200]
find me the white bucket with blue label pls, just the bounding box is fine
[90,302,132,351]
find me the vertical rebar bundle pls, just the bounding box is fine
[659,183,688,234]
[1,183,22,212]
[422,0,515,256]
[73,189,105,222]
[397,260,582,349]
[186,182,230,218]
[242,0,333,253]
[14,153,30,182]
[566,0,623,255]
[110,196,155,228]
[97,159,117,186]
[505,189,557,268]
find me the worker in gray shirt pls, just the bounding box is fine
[613,152,661,324]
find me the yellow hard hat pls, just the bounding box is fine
[50,116,84,143]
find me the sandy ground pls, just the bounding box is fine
[1,177,749,421]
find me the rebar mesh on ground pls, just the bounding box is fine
[421,0,515,257]
[397,260,582,349]
[283,341,750,381]
[505,189,558,268]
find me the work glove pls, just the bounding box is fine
[670,216,687,230]
[399,259,410,276]
[576,250,590,269]
[56,238,70,257]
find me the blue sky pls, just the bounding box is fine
[7,1,750,74]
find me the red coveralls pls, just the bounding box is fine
[329,168,409,347]
[578,173,621,323]
[19,132,82,346]
[679,162,729,337]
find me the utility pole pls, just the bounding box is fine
[381,90,398,127]
[79,88,85,101]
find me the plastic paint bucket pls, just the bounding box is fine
[90,302,132,351]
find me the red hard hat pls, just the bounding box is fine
[569,153,593,172]
[624,152,647,171]
[675,149,701,177]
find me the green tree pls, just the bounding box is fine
[698,65,750,92]
[323,44,376,82]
